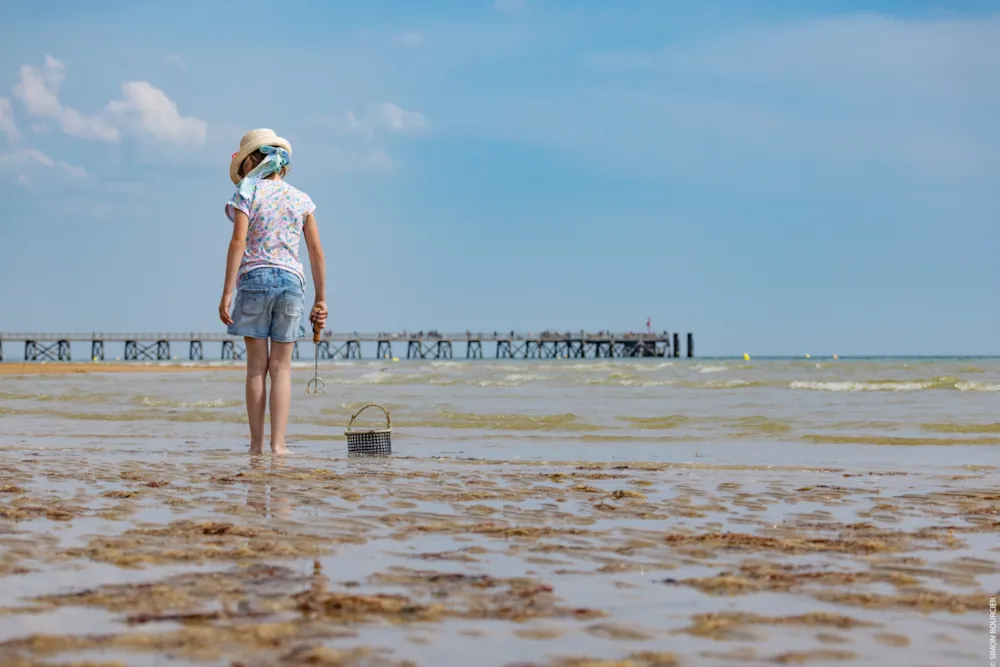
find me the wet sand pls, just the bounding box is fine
[0,449,995,666]
[0,359,998,665]
[0,363,243,376]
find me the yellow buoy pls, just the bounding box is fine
[805,353,811,359]
[833,354,839,360]
[743,353,750,361]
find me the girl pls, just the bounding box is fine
[218,128,327,455]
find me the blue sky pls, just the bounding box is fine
[0,0,997,356]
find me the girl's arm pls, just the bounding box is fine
[218,211,249,326]
[302,212,327,329]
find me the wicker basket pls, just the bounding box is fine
[345,403,392,456]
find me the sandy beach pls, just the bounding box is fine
[0,358,997,666]
[0,362,246,376]
[0,450,994,667]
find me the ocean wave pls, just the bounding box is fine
[619,415,693,430]
[695,365,729,374]
[182,398,241,408]
[790,380,932,392]
[560,362,628,372]
[338,371,426,385]
[631,362,675,372]
[131,395,172,407]
[127,396,241,408]
[791,377,1000,392]
[727,415,792,435]
[504,373,547,383]
[699,379,761,389]
[583,377,673,387]
[482,364,534,372]
[467,372,550,387]
[955,381,1000,392]
[581,370,675,387]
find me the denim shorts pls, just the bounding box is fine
[227,267,306,343]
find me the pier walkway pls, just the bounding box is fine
[0,331,694,362]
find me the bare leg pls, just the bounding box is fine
[245,337,270,455]
[267,341,295,454]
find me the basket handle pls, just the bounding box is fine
[346,403,391,432]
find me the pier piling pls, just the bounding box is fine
[23,340,71,361]
[221,340,246,361]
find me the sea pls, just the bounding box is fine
[3,356,1000,463]
[0,357,996,666]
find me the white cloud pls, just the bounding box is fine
[106,81,208,147]
[0,147,87,180]
[0,99,86,182]
[10,55,208,148]
[323,102,425,173]
[493,0,525,12]
[13,56,121,141]
[326,110,375,138]
[326,102,427,137]
[0,97,20,143]
[373,102,427,132]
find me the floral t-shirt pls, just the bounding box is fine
[225,180,315,287]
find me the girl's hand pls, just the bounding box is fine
[310,301,328,330]
[219,293,234,326]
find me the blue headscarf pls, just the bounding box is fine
[237,145,291,199]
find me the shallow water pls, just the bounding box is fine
[0,358,997,666]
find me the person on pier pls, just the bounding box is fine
[218,128,328,456]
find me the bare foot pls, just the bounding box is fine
[249,445,264,456]
[271,442,289,455]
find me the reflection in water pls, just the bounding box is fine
[246,456,290,519]
[347,452,393,469]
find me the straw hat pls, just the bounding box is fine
[229,128,292,186]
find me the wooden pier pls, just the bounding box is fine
[0,331,694,362]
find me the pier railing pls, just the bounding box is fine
[0,331,694,362]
